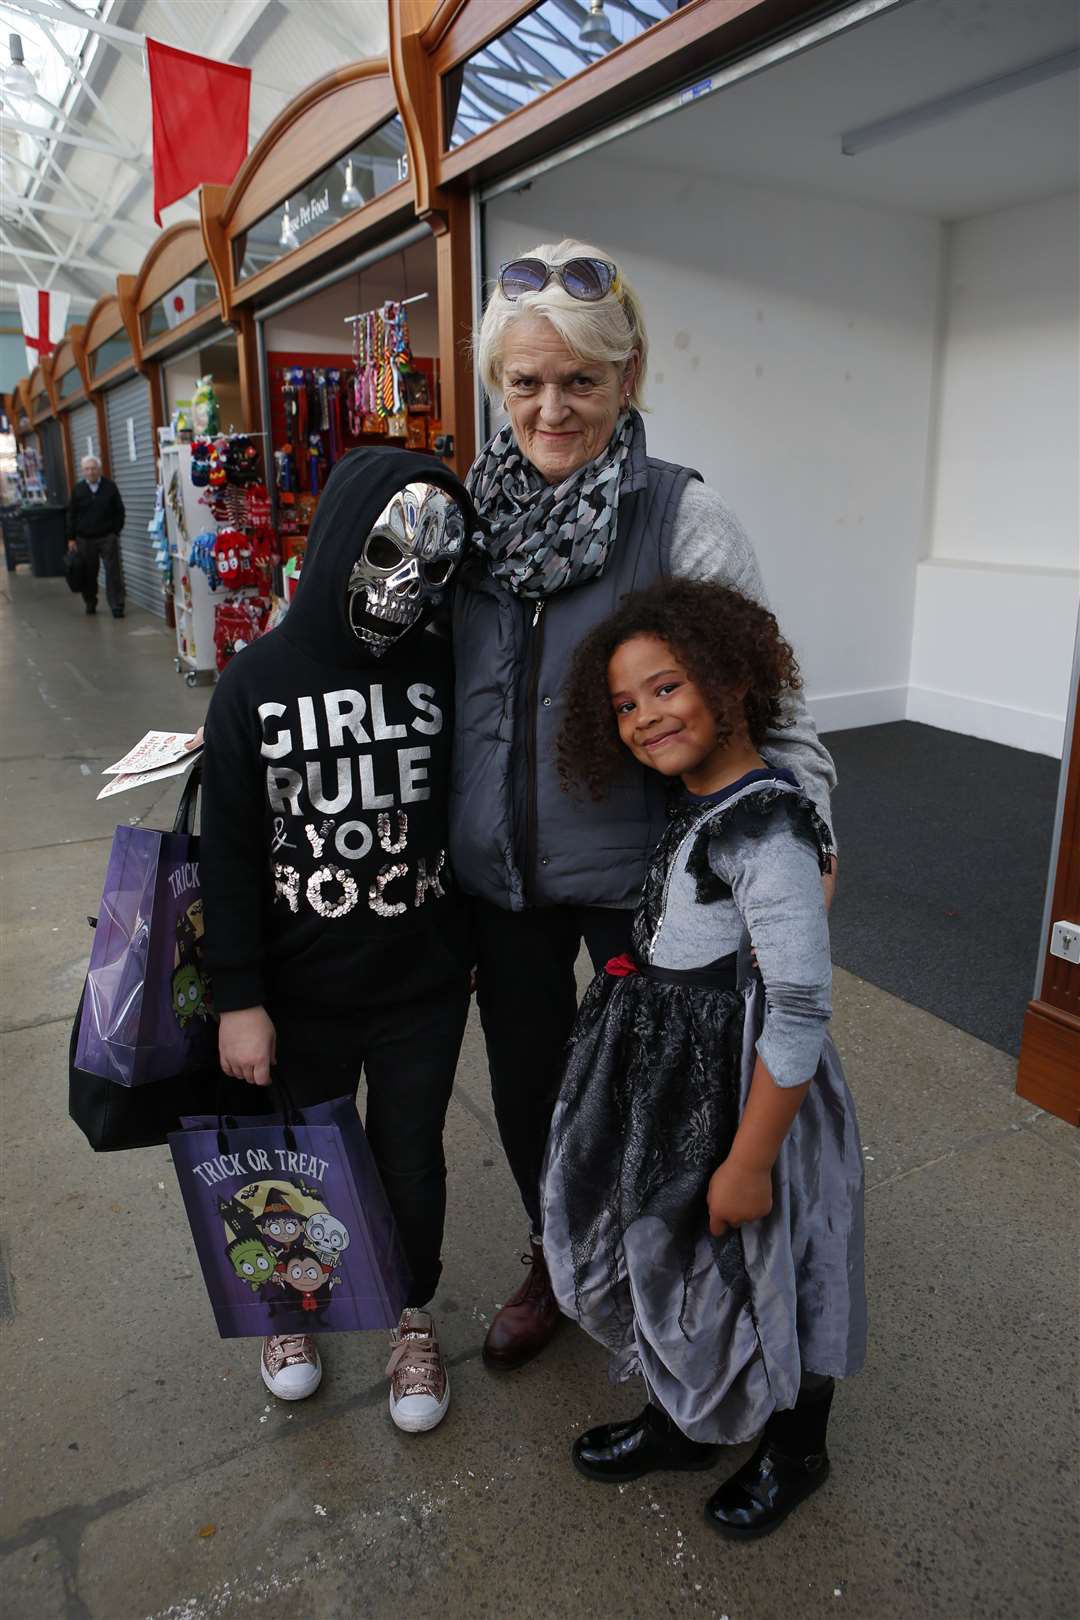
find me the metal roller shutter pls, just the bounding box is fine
[67,400,100,465]
[104,376,161,616]
[39,419,68,504]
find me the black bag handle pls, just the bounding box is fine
[173,757,203,836]
[215,1071,304,1158]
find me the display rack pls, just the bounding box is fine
[160,443,217,687]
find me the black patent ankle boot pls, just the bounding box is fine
[573,1402,721,1484]
[704,1378,835,1539]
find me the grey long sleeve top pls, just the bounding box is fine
[649,781,833,1087]
[669,482,837,845]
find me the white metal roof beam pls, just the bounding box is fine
[0,228,42,288]
[2,110,148,165]
[0,237,118,274]
[6,0,146,65]
[4,196,158,241]
[209,0,274,64]
[276,0,370,62]
[0,276,95,305]
[33,12,137,151]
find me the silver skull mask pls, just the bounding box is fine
[347,482,466,655]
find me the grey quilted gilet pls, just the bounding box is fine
[450,448,699,910]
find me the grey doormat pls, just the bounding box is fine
[821,721,1060,1056]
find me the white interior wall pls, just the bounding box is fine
[263,239,438,355]
[909,191,1080,754]
[485,156,942,732]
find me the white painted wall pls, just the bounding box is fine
[484,155,943,733]
[928,193,1078,571]
[909,192,1080,755]
[484,163,1079,755]
[264,239,438,356]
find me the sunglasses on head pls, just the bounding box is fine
[498,257,619,303]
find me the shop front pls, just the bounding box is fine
[202,60,450,536]
[451,0,1076,762]
[395,0,1079,1092]
[171,58,460,683]
[52,326,101,478]
[83,286,163,616]
[30,361,68,507]
[135,221,240,435]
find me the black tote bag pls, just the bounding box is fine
[68,765,273,1150]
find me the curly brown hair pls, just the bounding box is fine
[557,578,802,801]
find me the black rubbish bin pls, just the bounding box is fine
[1,506,29,571]
[24,505,69,578]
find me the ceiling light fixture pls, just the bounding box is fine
[279,201,299,250]
[579,1,618,53]
[340,159,364,211]
[2,34,38,99]
[841,46,1079,156]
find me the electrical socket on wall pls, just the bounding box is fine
[1050,921,1080,964]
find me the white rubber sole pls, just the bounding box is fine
[389,1373,451,1433]
[261,1358,322,1402]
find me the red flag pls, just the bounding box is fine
[147,39,251,225]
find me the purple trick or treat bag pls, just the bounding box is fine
[168,1096,410,1338]
[75,772,215,1086]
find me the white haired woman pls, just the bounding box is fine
[452,241,838,1367]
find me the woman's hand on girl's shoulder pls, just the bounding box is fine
[706,1158,773,1236]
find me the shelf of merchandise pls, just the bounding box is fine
[160,442,217,687]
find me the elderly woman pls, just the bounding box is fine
[452,241,837,1370]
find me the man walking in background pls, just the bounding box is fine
[67,454,126,618]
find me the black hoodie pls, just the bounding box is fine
[201,449,475,1022]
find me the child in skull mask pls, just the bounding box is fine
[201,449,475,1429]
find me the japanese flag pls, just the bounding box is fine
[17,285,70,370]
[165,278,198,329]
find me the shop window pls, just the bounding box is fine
[234,118,409,282]
[140,263,218,341]
[90,331,133,378]
[59,366,82,399]
[443,0,673,150]
[34,390,49,416]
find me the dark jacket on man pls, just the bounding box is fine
[67,477,125,540]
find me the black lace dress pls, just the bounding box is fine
[540,774,867,1444]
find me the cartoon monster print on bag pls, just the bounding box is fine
[217,1178,350,1322]
[226,1234,277,1293]
[171,898,211,1030]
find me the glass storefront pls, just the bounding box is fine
[90,330,133,378]
[443,0,671,150]
[234,118,408,282]
[140,263,219,341]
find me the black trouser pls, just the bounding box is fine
[472,900,635,1231]
[272,981,470,1310]
[77,531,125,612]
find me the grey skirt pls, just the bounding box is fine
[541,968,867,1444]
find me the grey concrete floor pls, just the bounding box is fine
[1,570,1077,1620]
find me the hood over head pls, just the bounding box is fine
[280,447,477,665]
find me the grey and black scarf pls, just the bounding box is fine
[466,410,636,599]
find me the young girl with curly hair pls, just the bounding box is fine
[542,578,866,1539]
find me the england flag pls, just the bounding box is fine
[17,285,70,370]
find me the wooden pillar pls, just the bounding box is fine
[94,392,112,479]
[434,191,476,477]
[58,408,75,493]
[232,307,262,437]
[144,359,165,443]
[1017,645,1080,1125]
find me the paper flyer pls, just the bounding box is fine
[103,730,203,777]
[97,757,197,800]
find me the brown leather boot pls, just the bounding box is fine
[482,1238,561,1370]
